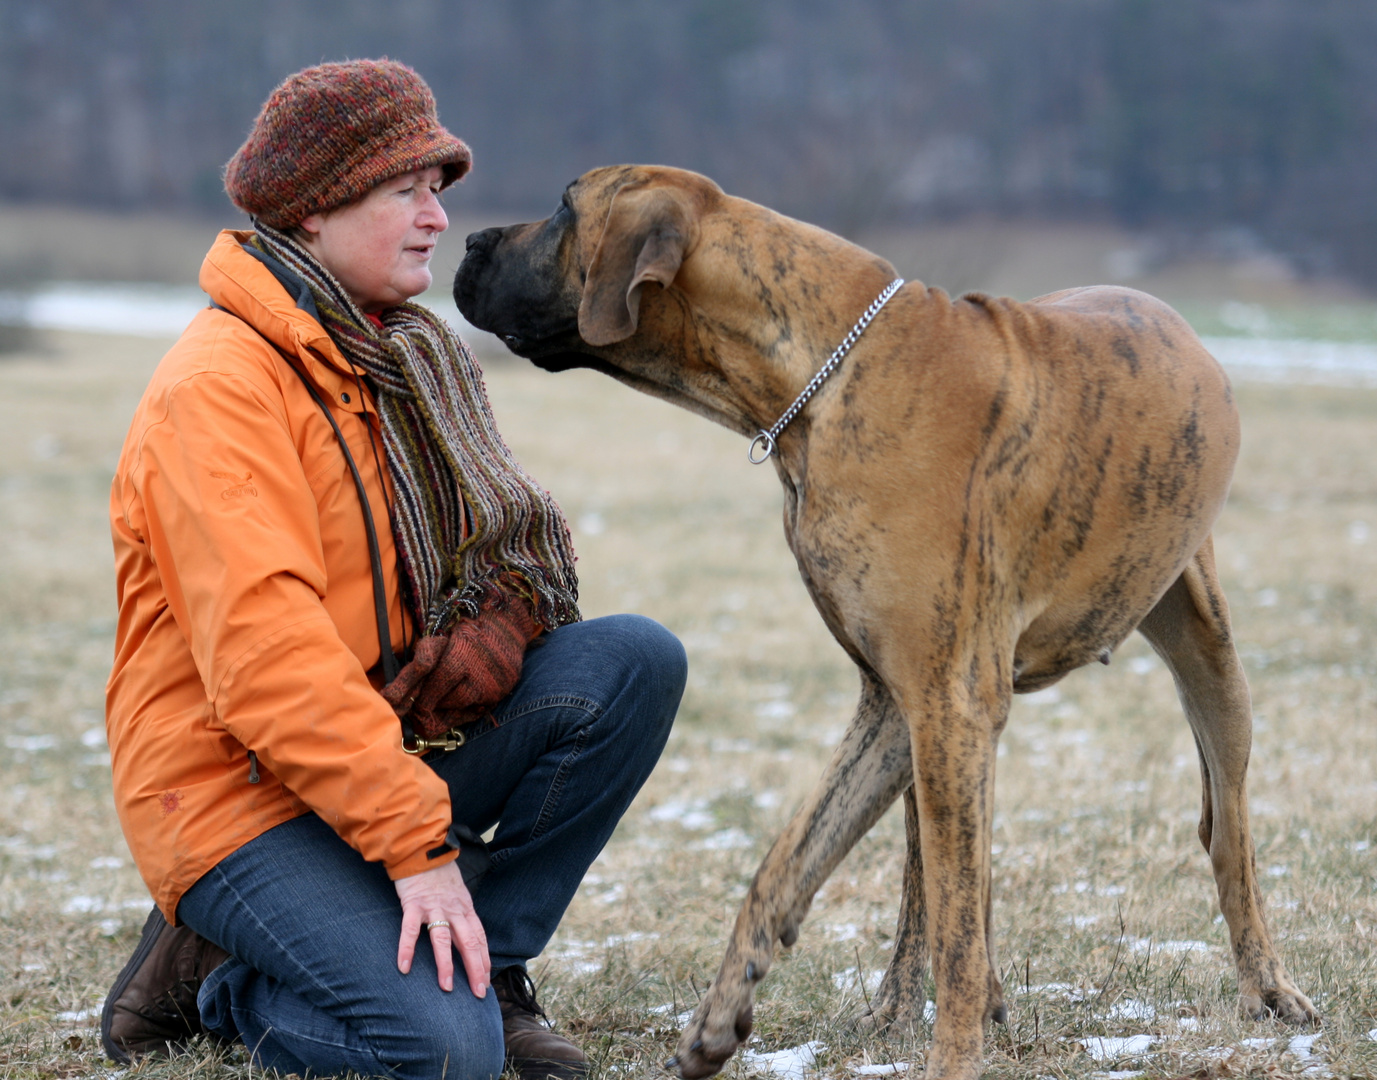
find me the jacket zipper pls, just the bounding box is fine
[247,750,260,784]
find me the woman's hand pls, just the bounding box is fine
[394,862,490,996]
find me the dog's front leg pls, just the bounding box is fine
[911,677,1007,1080]
[672,672,912,1080]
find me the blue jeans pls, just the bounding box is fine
[178,614,686,1080]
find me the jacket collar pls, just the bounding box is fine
[200,230,373,415]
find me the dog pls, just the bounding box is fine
[454,165,1317,1080]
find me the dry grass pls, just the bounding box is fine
[0,329,1374,1079]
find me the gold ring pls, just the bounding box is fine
[428,920,451,929]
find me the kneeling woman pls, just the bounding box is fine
[100,59,684,1080]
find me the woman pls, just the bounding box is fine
[99,59,685,1080]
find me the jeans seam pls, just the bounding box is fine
[529,723,589,841]
[496,693,602,725]
[206,866,394,1073]
[235,1008,367,1057]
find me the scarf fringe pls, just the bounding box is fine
[252,224,580,639]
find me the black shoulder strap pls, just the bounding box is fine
[208,300,407,737]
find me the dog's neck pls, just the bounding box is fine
[676,203,900,462]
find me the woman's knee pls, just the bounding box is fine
[594,613,688,710]
[396,1005,504,1080]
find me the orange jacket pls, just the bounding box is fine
[107,230,459,921]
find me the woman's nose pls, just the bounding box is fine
[421,191,449,233]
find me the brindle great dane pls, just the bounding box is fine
[454,165,1317,1080]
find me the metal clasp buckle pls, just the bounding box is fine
[402,729,468,755]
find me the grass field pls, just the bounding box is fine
[0,327,1374,1079]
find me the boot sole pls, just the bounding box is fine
[99,906,167,1064]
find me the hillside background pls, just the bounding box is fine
[3,0,1376,288]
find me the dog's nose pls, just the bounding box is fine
[465,227,501,253]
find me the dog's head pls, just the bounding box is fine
[455,165,801,434]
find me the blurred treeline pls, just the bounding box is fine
[3,0,1375,282]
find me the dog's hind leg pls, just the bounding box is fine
[857,784,930,1032]
[1137,536,1317,1025]
[861,781,1007,1038]
[672,671,913,1080]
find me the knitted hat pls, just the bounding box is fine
[225,59,471,229]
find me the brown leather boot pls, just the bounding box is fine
[100,906,231,1064]
[493,966,589,1080]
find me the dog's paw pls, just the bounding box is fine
[986,968,1008,1025]
[852,1000,924,1035]
[666,969,754,1080]
[1242,984,1319,1027]
[670,998,754,1080]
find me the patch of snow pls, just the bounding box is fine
[1023,687,1061,705]
[740,1040,825,1080]
[98,919,123,936]
[648,1004,696,1027]
[1079,1035,1153,1062]
[1128,656,1157,675]
[56,1008,98,1023]
[755,700,797,720]
[81,728,107,748]
[1368,1027,1377,1041]
[696,828,754,851]
[647,799,714,830]
[1108,1000,1156,1022]
[5,733,59,752]
[754,790,782,810]
[832,968,884,993]
[89,856,123,869]
[603,932,658,947]
[1090,1072,1144,1080]
[851,1064,909,1076]
[923,1001,936,1022]
[825,923,860,942]
[63,895,103,914]
[1068,915,1101,929]
[1352,839,1370,852]
[1022,981,1095,1002]
[1204,336,1377,385]
[1128,937,1213,956]
[591,884,625,905]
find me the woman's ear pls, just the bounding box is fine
[578,185,697,347]
[297,212,325,240]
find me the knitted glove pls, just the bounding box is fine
[383,588,542,738]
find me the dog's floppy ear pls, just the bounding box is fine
[579,185,696,347]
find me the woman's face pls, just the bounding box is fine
[298,166,449,312]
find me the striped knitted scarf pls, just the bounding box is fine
[253,223,579,639]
